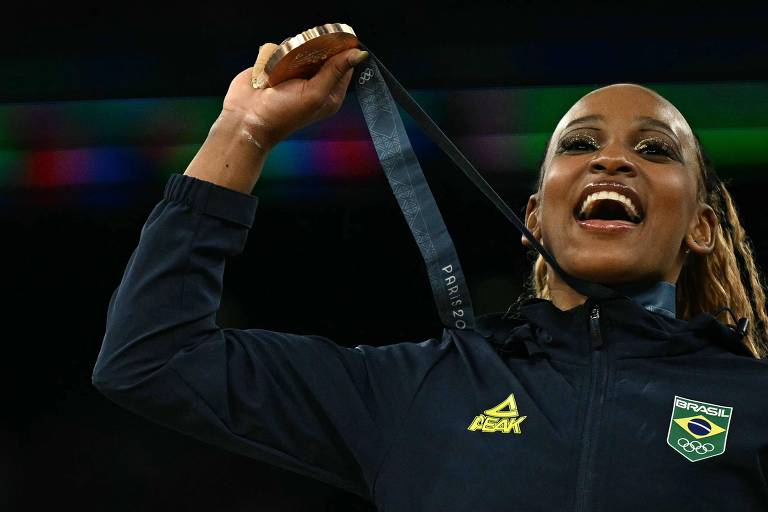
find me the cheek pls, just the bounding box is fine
[647,172,698,236]
[538,164,582,230]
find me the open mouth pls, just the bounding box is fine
[573,186,645,224]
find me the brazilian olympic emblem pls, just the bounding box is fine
[666,395,733,462]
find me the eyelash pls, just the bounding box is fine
[556,134,677,159]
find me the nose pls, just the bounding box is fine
[589,143,637,176]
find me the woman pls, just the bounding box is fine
[520,82,768,358]
[92,44,768,510]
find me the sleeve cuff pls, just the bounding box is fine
[164,173,260,229]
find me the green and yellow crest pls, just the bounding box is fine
[666,395,732,462]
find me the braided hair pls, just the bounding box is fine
[524,98,768,358]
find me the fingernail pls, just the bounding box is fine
[254,73,268,89]
[350,50,369,67]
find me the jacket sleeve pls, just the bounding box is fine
[91,173,448,501]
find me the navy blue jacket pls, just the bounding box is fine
[92,173,768,511]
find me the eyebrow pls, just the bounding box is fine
[563,114,679,143]
[564,114,603,130]
[634,116,679,143]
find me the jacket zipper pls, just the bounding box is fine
[574,302,608,512]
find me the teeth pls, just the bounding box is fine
[578,190,641,221]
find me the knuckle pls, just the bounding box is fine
[333,61,349,79]
[323,97,344,117]
[307,90,327,107]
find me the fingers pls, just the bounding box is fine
[307,48,369,96]
[252,43,279,89]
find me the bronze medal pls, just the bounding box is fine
[264,23,358,87]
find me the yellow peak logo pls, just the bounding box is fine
[467,393,527,434]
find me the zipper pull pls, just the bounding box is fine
[589,304,603,349]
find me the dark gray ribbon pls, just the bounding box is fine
[353,60,476,330]
[352,46,623,331]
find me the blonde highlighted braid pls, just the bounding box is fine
[524,132,768,359]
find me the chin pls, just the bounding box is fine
[562,255,650,285]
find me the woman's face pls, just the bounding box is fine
[524,84,716,285]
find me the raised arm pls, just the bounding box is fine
[91,45,448,502]
[181,43,370,195]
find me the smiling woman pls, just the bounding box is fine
[520,83,768,358]
[92,46,768,511]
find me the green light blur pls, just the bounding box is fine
[0,149,22,186]
[0,81,764,188]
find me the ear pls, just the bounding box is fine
[684,203,717,255]
[521,193,542,249]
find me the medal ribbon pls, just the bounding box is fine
[352,44,622,330]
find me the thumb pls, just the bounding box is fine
[308,48,369,95]
[251,42,279,89]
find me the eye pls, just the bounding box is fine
[556,134,599,153]
[634,137,676,159]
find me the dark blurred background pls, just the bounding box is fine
[4,2,768,510]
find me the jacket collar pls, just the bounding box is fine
[474,294,752,360]
[610,280,676,319]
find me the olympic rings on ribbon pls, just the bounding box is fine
[677,438,715,454]
[358,68,374,84]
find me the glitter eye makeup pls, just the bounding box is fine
[556,133,600,153]
[634,136,679,160]
[554,131,681,162]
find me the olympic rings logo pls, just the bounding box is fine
[358,68,374,84]
[677,438,715,454]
